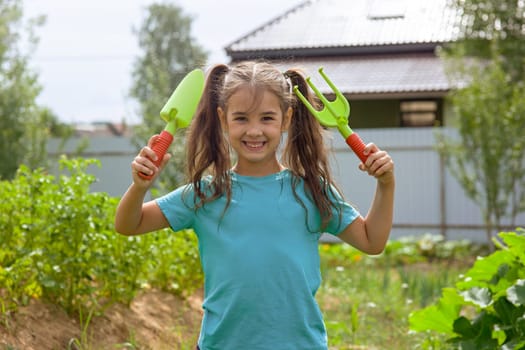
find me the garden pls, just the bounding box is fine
[0,158,523,349]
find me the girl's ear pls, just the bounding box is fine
[217,107,227,131]
[282,107,293,131]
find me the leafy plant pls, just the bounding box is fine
[438,0,525,248]
[0,156,202,318]
[409,228,525,349]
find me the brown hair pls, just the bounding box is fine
[184,61,341,230]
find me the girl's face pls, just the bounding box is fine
[218,87,292,176]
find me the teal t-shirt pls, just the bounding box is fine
[156,169,359,350]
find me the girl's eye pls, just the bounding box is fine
[232,115,247,122]
[262,115,276,121]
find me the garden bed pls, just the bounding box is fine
[0,289,203,350]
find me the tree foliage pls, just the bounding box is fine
[130,3,208,193]
[448,0,525,81]
[437,0,525,246]
[0,0,40,179]
[0,0,70,179]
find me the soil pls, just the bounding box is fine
[0,290,203,350]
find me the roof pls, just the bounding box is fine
[226,0,459,59]
[274,54,450,98]
[225,0,459,96]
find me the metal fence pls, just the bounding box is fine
[48,127,525,242]
[330,127,525,242]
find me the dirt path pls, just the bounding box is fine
[0,290,203,350]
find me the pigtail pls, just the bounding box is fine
[284,69,340,231]
[186,64,232,207]
[283,69,325,177]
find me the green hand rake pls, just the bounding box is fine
[293,67,369,164]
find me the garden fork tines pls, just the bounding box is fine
[293,67,370,163]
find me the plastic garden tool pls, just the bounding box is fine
[293,67,369,164]
[139,68,205,179]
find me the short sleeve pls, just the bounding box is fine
[156,184,196,232]
[325,187,360,236]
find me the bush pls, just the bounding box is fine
[409,228,525,349]
[0,157,202,317]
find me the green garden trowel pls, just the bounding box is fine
[139,68,205,180]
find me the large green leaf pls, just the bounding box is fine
[409,288,462,335]
[494,296,523,326]
[500,232,525,263]
[452,311,499,349]
[457,251,514,290]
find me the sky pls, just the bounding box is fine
[23,0,303,124]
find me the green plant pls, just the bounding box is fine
[0,156,203,319]
[409,228,525,349]
[67,306,96,350]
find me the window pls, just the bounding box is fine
[367,0,406,20]
[400,100,440,127]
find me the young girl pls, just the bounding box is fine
[115,61,395,350]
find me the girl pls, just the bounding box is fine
[115,61,395,350]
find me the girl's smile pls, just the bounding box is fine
[242,141,266,151]
[218,86,291,176]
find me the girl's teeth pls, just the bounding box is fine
[245,142,263,149]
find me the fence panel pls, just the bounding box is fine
[330,128,525,242]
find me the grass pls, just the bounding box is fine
[317,243,474,350]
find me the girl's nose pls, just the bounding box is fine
[246,123,263,136]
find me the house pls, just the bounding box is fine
[225,0,459,128]
[222,0,524,241]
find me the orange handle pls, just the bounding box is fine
[138,130,174,180]
[345,133,368,164]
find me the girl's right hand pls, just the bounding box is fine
[131,135,171,186]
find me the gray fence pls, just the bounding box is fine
[48,127,525,242]
[330,128,525,242]
[47,136,138,199]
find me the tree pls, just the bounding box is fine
[129,3,208,193]
[437,0,525,248]
[437,61,525,248]
[446,0,525,82]
[0,0,40,179]
[0,0,67,179]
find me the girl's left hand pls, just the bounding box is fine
[359,143,394,184]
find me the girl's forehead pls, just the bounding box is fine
[227,87,280,112]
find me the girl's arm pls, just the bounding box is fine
[337,143,395,255]
[114,136,171,236]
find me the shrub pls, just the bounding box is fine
[409,228,525,349]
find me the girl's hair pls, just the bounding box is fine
[185,60,341,230]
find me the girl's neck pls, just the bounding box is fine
[232,160,286,177]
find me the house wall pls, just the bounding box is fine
[47,128,525,243]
